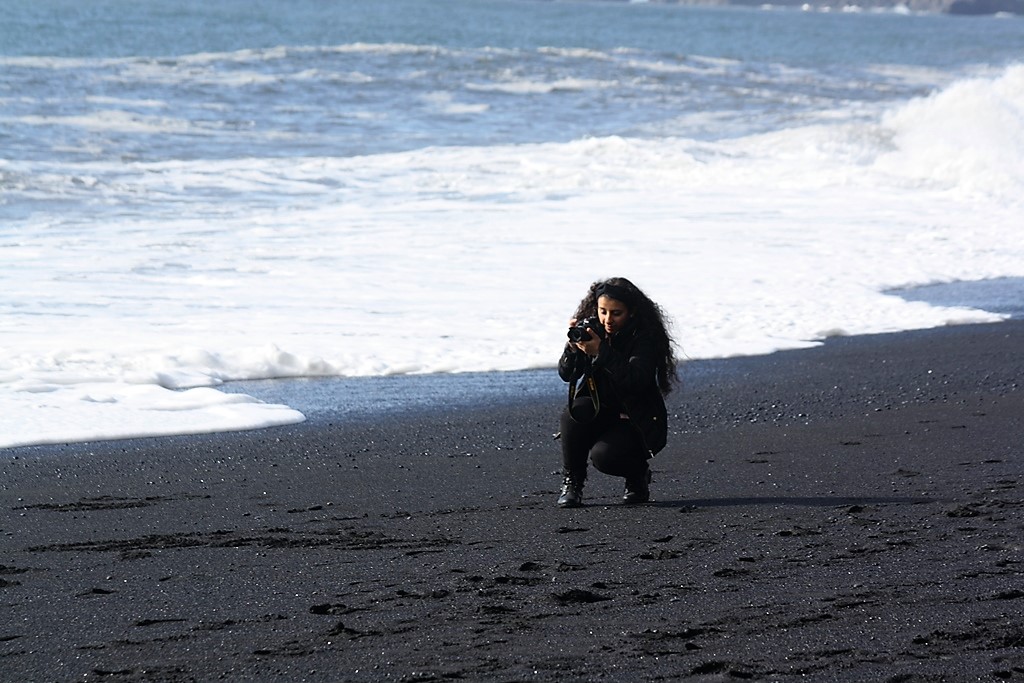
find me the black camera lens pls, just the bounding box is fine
[568,326,592,342]
[568,317,602,343]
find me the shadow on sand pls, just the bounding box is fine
[651,495,936,509]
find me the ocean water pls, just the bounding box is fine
[2,0,1023,449]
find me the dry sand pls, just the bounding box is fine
[2,322,1022,682]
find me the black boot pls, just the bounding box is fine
[622,466,651,505]
[557,470,585,508]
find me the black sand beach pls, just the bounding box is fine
[2,321,1022,682]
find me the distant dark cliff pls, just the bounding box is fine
[643,0,1024,14]
[946,0,1024,13]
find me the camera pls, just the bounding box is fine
[567,316,604,343]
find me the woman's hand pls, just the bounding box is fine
[566,318,580,353]
[576,334,602,356]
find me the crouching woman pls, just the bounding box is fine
[557,277,678,507]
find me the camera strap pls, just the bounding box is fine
[567,374,600,420]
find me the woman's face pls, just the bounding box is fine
[597,295,631,336]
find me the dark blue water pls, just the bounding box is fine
[4,0,1023,167]
[890,277,1024,320]
[6,0,1023,65]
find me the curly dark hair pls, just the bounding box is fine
[571,277,679,395]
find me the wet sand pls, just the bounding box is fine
[2,321,1022,682]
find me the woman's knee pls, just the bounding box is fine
[589,441,629,476]
[589,426,646,476]
[563,398,597,427]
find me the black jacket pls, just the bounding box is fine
[558,322,668,456]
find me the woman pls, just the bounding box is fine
[557,277,678,507]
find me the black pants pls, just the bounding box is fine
[560,397,649,479]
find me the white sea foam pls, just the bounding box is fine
[2,65,1023,449]
[20,110,210,135]
[875,64,1024,197]
[466,78,614,95]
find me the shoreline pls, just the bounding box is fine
[8,275,1022,454]
[2,321,1022,681]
